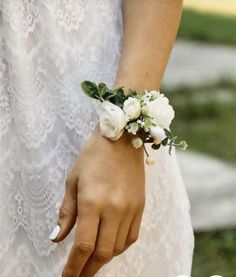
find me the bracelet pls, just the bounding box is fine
[81,81,188,165]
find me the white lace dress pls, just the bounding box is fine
[0,1,194,276]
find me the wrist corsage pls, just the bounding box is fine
[81,81,188,165]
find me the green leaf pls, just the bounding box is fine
[127,89,138,97]
[111,88,126,107]
[98,82,109,97]
[161,137,168,146]
[164,128,174,139]
[151,143,161,150]
[143,116,153,130]
[81,81,99,99]
[98,82,107,91]
[114,87,126,98]
[105,93,116,100]
[109,93,126,107]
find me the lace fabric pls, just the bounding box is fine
[0,1,194,276]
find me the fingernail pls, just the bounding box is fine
[49,225,60,240]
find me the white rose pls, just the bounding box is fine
[150,126,167,144]
[146,94,175,128]
[98,101,127,141]
[123,97,141,120]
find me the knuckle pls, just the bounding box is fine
[80,196,101,210]
[93,249,113,263]
[59,204,71,218]
[75,241,95,254]
[110,199,127,214]
[126,234,139,245]
[129,199,145,213]
[113,245,124,256]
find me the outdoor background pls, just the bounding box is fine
[162,1,236,276]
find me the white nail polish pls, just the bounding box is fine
[49,225,60,240]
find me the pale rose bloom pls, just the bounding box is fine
[145,156,155,165]
[98,101,127,141]
[123,97,141,120]
[146,94,175,128]
[131,137,143,149]
[150,126,167,144]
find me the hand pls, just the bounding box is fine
[53,125,145,277]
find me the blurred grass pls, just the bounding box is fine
[192,230,236,277]
[169,7,236,276]
[165,80,236,275]
[178,9,236,46]
[165,79,236,163]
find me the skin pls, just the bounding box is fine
[53,0,183,276]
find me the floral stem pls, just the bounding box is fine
[167,142,180,147]
[143,143,149,157]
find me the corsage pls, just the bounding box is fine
[81,81,188,165]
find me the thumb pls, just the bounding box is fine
[49,176,78,242]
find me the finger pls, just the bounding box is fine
[113,210,135,256]
[124,208,144,250]
[80,214,121,276]
[62,201,100,277]
[51,176,78,242]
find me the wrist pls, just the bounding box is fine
[113,76,160,95]
[88,124,144,164]
[95,123,143,152]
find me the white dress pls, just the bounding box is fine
[0,1,194,276]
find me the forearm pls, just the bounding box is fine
[113,0,183,93]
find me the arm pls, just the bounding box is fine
[54,1,183,277]
[114,0,183,92]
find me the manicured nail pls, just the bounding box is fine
[49,225,60,240]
